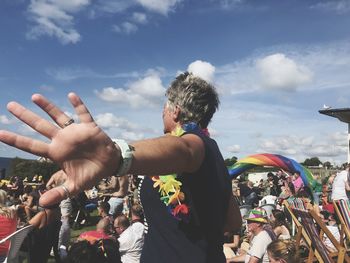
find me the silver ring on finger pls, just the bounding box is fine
[63,118,75,128]
[61,184,71,199]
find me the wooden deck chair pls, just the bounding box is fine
[333,199,350,247]
[0,224,34,263]
[283,198,349,263]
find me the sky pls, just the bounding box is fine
[1,0,350,166]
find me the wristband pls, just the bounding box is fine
[114,139,134,176]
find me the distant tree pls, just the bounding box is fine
[9,158,59,182]
[224,156,238,167]
[303,157,322,167]
[323,161,333,169]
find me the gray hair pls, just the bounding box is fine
[165,72,219,128]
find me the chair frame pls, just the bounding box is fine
[283,199,349,263]
[0,224,34,263]
[333,199,350,248]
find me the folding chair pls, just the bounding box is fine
[333,199,350,247]
[0,224,34,263]
[283,198,349,263]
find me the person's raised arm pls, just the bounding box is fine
[0,93,204,208]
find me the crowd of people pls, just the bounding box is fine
[0,72,349,263]
[223,164,350,263]
[0,172,145,263]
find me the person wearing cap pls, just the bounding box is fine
[227,208,273,263]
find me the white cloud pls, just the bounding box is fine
[219,0,244,10]
[120,131,145,141]
[227,144,241,153]
[256,53,313,91]
[214,41,350,96]
[187,60,216,83]
[95,113,137,130]
[93,0,132,14]
[132,12,148,24]
[0,115,12,125]
[26,0,90,44]
[113,22,138,34]
[136,0,182,15]
[311,0,350,14]
[46,67,141,81]
[95,72,166,108]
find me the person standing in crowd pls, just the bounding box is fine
[291,171,304,194]
[0,72,241,263]
[311,172,323,205]
[227,208,274,263]
[98,175,129,217]
[46,170,73,260]
[331,164,350,201]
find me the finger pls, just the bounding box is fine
[7,101,59,139]
[46,175,56,188]
[68,92,94,123]
[0,130,50,157]
[39,185,69,207]
[32,94,74,129]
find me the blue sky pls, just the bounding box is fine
[1,0,350,165]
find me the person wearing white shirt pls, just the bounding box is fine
[114,214,144,263]
[331,164,350,201]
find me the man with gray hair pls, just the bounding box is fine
[0,72,241,263]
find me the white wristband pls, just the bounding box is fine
[114,139,134,176]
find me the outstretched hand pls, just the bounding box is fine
[0,93,120,207]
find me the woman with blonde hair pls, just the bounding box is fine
[267,239,299,263]
[0,189,17,262]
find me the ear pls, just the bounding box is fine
[172,105,181,122]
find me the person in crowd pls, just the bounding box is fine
[267,172,280,197]
[331,164,350,201]
[297,189,321,216]
[27,206,62,263]
[21,184,41,220]
[291,171,304,194]
[320,210,341,253]
[97,201,114,235]
[240,181,257,206]
[78,218,111,244]
[270,209,291,240]
[278,182,295,205]
[223,230,240,259]
[311,173,323,205]
[321,193,335,214]
[227,208,274,263]
[98,175,129,217]
[64,239,122,263]
[7,175,24,198]
[114,214,144,263]
[0,189,17,263]
[46,170,73,259]
[0,72,240,263]
[266,239,299,263]
[130,204,144,224]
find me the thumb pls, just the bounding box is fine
[39,184,72,207]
